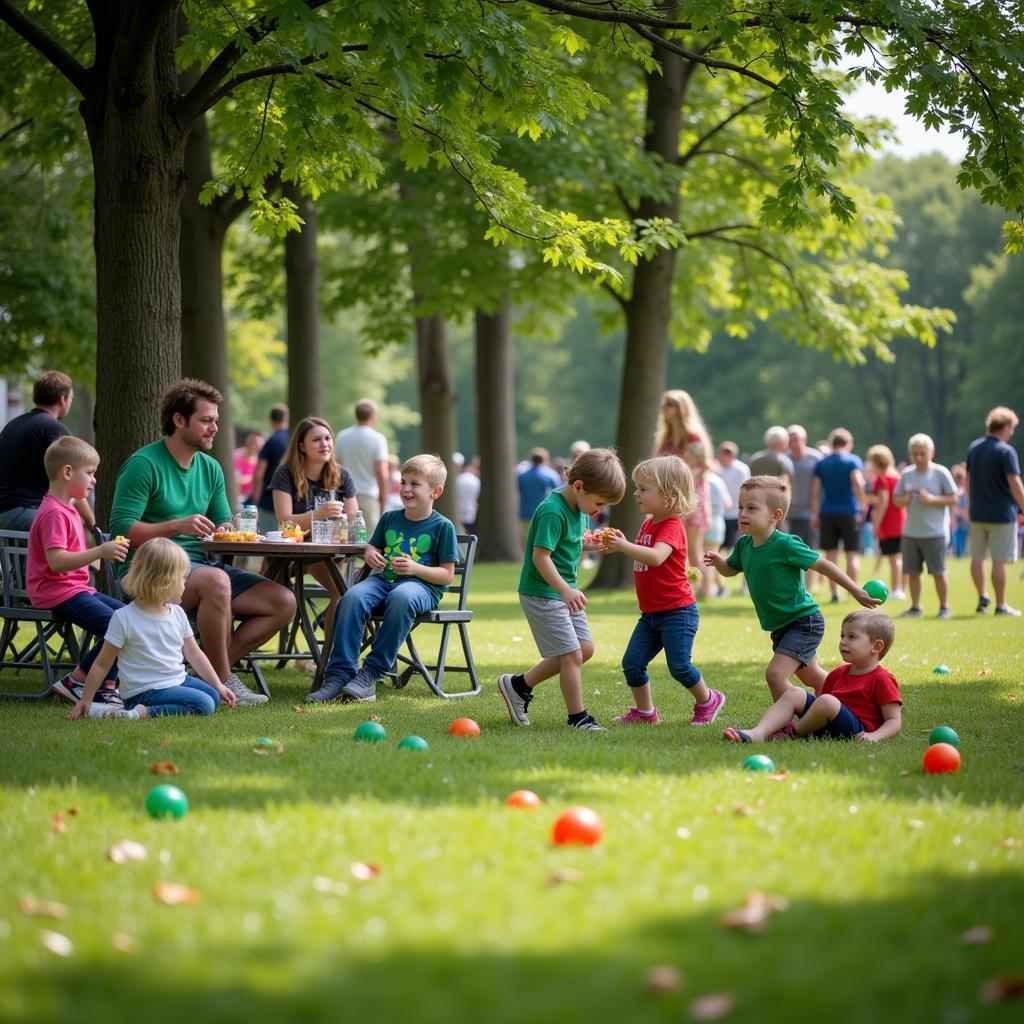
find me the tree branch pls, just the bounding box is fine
[600,278,629,310]
[0,116,32,146]
[678,95,769,166]
[701,233,810,313]
[0,0,89,93]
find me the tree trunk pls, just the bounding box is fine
[75,382,94,446]
[591,39,686,589]
[82,7,185,525]
[474,300,520,560]
[284,182,321,424]
[179,110,236,504]
[415,311,459,523]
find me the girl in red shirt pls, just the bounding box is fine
[602,456,726,726]
[865,445,906,599]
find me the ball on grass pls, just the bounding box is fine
[933,665,951,675]
[923,742,961,774]
[397,735,429,751]
[551,806,603,846]
[145,784,188,820]
[354,720,387,743]
[506,789,542,809]
[928,725,959,748]
[742,754,775,773]
[449,717,480,737]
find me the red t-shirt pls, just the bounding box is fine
[27,494,94,608]
[633,515,696,613]
[872,471,905,541]
[820,663,902,733]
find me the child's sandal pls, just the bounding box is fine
[722,727,751,743]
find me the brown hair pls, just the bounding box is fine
[354,398,378,424]
[402,454,447,489]
[740,475,791,517]
[33,371,73,407]
[632,456,695,517]
[986,406,1019,433]
[842,610,895,659]
[828,427,853,449]
[280,417,341,505]
[160,378,222,436]
[567,448,626,503]
[43,436,98,481]
[121,538,190,604]
[269,403,289,427]
[866,444,895,471]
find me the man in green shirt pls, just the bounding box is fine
[110,379,296,705]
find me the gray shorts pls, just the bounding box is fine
[969,521,1018,563]
[901,535,947,575]
[519,594,592,658]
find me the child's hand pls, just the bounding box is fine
[364,547,386,570]
[856,731,882,743]
[99,539,129,562]
[66,700,89,721]
[390,555,417,577]
[560,587,587,612]
[217,684,237,708]
[703,551,723,569]
[851,587,883,608]
[601,529,628,552]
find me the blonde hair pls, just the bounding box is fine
[740,475,791,517]
[655,389,712,454]
[986,406,1018,433]
[683,441,710,471]
[567,448,626,503]
[121,538,190,604]
[43,436,98,481]
[633,456,695,517]
[842,610,895,659]
[866,444,895,471]
[281,416,340,505]
[402,454,447,489]
[907,433,934,453]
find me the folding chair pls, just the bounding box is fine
[0,530,81,699]
[375,534,481,699]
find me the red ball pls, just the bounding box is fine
[448,717,480,737]
[506,789,542,809]
[551,806,604,846]
[923,742,961,774]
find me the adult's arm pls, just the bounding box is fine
[810,476,822,526]
[851,468,867,506]
[1008,473,1024,512]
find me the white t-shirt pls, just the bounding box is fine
[718,460,750,520]
[455,471,480,528]
[336,424,389,497]
[105,602,191,699]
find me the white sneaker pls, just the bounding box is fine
[891,589,907,600]
[87,704,143,720]
[224,672,269,705]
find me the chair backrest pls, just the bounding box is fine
[442,534,477,611]
[0,531,32,608]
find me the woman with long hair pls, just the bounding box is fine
[654,389,712,457]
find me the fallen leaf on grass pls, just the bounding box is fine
[111,932,136,953]
[19,895,68,919]
[158,739,172,748]
[960,925,993,945]
[66,807,80,817]
[152,881,201,906]
[732,803,753,817]
[50,812,67,834]
[544,868,583,887]
[979,976,1024,1004]
[350,861,381,882]
[690,992,735,1020]
[107,839,148,864]
[1000,837,1020,848]
[645,965,684,994]
[720,891,789,934]
[148,761,179,775]
[767,771,789,782]
[40,930,73,957]
[898,770,910,778]
[251,742,284,756]
[292,706,309,714]
[976,669,990,676]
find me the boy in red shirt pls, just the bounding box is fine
[722,610,902,743]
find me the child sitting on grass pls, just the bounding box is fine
[723,610,902,743]
[67,538,237,719]
[704,475,881,703]
[600,456,725,725]
[499,448,627,731]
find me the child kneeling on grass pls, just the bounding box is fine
[67,538,237,720]
[723,610,902,743]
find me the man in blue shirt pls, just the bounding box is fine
[811,427,866,603]
[966,406,1024,616]
[517,447,561,549]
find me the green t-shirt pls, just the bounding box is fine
[109,440,233,572]
[518,489,587,600]
[726,530,820,632]
[369,509,461,604]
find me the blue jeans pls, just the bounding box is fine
[622,604,702,689]
[125,676,221,717]
[325,574,437,680]
[0,506,36,531]
[52,590,124,682]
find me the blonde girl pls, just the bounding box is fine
[865,444,905,598]
[602,457,726,725]
[654,389,713,457]
[67,539,235,719]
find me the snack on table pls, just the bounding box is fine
[280,521,305,541]
[212,527,241,542]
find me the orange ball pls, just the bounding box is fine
[551,806,604,846]
[506,789,542,809]
[923,742,961,774]
[448,717,481,737]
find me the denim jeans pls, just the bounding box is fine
[325,574,437,680]
[622,604,702,689]
[52,590,124,681]
[0,506,36,531]
[124,676,221,717]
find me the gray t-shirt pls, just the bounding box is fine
[788,450,822,518]
[895,463,956,538]
[749,449,794,483]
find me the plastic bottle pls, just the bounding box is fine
[335,512,348,545]
[354,510,368,543]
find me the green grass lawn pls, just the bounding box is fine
[1,559,1022,1023]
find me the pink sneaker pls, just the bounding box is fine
[691,689,726,725]
[612,706,661,725]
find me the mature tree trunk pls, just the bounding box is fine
[591,39,687,589]
[474,300,520,560]
[82,7,185,524]
[415,311,459,523]
[283,181,321,424]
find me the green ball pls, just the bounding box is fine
[145,784,189,820]
[398,735,429,751]
[932,664,951,675]
[255,736,275,747]
[863,579,889,603]
[354,720,387,743]
[929,725,959,747]
[742,754,775,773]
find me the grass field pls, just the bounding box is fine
[1,559,1022,1024]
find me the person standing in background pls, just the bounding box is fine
[454,453,481,535]
[518,448,561,547]
[249,404,289,534]
[336,398,390,534]
[233,430,264,506]
[811,428,866,603]
[748,426,795,497]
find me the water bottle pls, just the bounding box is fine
[335,512,348,545]
[240,504,258,536]
[354,510,367,543]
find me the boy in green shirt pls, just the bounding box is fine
[705,476,880,701]
[498,449,626,731]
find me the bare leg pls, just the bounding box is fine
[182,567,233,680]
[523,640,594,689]
[689,674,711,705]
[765,651,802,702]
[907,572,923,609]
[794,656,827,693]
[229,580,297,670]
[557,649,585,715]
[889,552,903,594]
[992,560,1008,607]
[793,693,841,736]
[630,681,655,713]
[846,551,860,585]
[686,526,704,573]
[736,687,808,741]
[970,557,987,601]
[934,572,949,609]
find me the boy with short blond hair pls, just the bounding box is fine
[27,436,135,715]
[499,448,627,731]
[723,609,902,743]
[307,453,460,703]
[705,476,881,703]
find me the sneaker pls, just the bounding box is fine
[995,604,1022,617]
[567,713,605,731]
[769,722,799,741]
[94,685,125,708]
[87,704,143,720]
[51,674,83,703]
[891,589,907,601]
[306,675,349,703]
[497,674,532,726]
[830,593,840,604]
[976,596,991,614]
[223,672,269,705]
[937,607,953,620]
[341,666,379,703]
[899,606,923,618]
[691,689,726,726]
[612,706,660,725]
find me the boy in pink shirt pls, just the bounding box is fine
[28,437,134,716]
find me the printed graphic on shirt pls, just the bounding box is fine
[382,529,433,582]
[634,528,654,573]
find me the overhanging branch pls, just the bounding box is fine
[0,0,89,93]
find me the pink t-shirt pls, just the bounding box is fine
[27,494,94,608]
